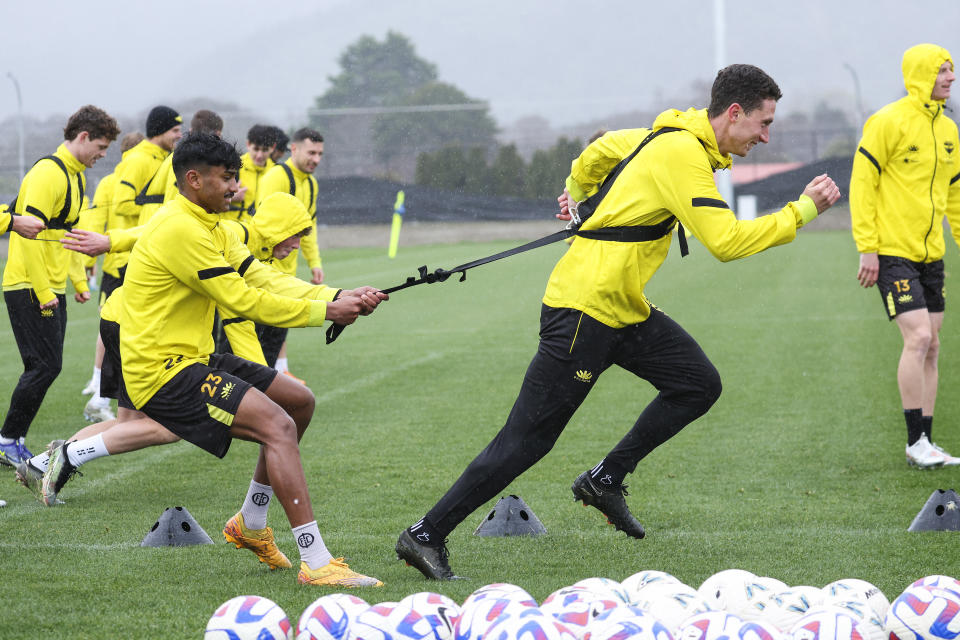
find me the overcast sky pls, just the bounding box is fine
[3,0,959,131]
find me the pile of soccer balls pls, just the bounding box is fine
[203,570,960,640]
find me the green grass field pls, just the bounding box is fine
[2,228,960,638]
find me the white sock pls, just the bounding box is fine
[65,434,110,468]
[274,357,288,373]
[0,436,15,445]
[292,520,332,570]
[28,451,51,472]
[91,367,101,387]
[240,480,273,530]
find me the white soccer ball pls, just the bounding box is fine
[454,596,537,640]
[698,570,758,612]
[486,608,579,640]
[573,578,631,604]
[633,583,714,634]
[821,601,884,640]
[885,585,960,640]
[399,592,462,640]
[910,576,960,598]
[821,580,890,621]
[676,611,745,640]
[205,595,293,640]
[582,605,652,640]
[584,608,675,640]
[754,580,789,596]
[461,583,538,611]
[297,593,370,640]
[719,579,777,621]
[786,607,869,640]
[348,603,443,640]
[541,592,620,639]
[738,619,783,640]
[622,572,684,604]
[761,588,824,632]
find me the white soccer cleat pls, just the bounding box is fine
[905,436,947,469]
[83,398,115,423]
[930,441,960,466]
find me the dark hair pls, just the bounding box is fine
[271,128,290,154]
[172,132,242,185]
[707,64,782,118]
[247,124,276,147]
[291,127,323,144]
[190,110,223,135]
[63,105,120,142]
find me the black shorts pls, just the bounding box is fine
[139,353,278,458]
[99,319,134,410]
[98,265,125,306]
[877,256,945,320]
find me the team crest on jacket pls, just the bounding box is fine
[945,141,955,155]
[908,144,919,153]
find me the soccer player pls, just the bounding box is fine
[0,105,119,468]
[160,109,224,205]
[51,131,387,587]
[225,124,278,222]
[269,127,290,164]
[79,131,145,422]
[395,64,842,579]
[114,105,182,227]
[255,128,326,373]
[850,44,960,469]
[0,205,45,239]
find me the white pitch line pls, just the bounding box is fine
[313,350,446,404]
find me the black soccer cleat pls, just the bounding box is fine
[571,471,645,539]
[395,529,465,581]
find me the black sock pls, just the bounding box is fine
[407,518,443,546]
[589,459,628,489]
[923,415,933,442]
[905,408,923,446]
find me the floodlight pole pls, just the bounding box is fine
[7,72,25,179]
[713,0,735,213]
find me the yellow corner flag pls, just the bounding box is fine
[388,190,405,258]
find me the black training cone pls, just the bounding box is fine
[908,489,960,531]
[141,506,214,547]
[474,495,547,537]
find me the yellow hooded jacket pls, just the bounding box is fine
[545,107,817,328]
[218,192,328,362]
[850,43,960,262]
[2,144,90,305]
[256,159,322,276]
[120,193,336,409]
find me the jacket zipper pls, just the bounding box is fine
[922,105,940,263]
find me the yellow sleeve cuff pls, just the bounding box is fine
[796,195,818,227]
[565,175,588,203]
[306,300,327,326]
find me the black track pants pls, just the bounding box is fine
[425,304,722,536]
[2,290,68,439]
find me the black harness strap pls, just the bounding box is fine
[9,155,82,231]
[134,176,164,206]
[326,127,690,344]
[280,164,317,220]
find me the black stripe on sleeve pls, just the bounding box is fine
[220,317,249,327]
[951,171,960,186]
[691,197,730,209]
[197,266,235,280]
[5,214,14,234]
[25,205,50,224]
[119,180,137,191]
[858,146,881,175]
[237,255,255,276]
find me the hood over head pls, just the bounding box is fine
[249,192,312,259]
[902,43,953,103]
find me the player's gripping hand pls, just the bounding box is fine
[12,214,45,239]
[556,188,578,221]
[342,286,388,315]
[801,174,841,214]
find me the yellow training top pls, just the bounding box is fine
[546,107,816,328]
[257,159,322,276]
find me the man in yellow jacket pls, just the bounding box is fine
[255,127,325,373]
[396,64,841,580]
[224,124,278,222]
[0,105,119,468]
[46,132,386,587]
[850,44,960,470]
[114,105,182,228]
